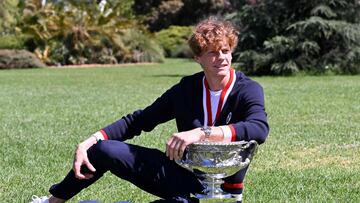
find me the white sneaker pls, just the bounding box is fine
[29,195,49,203]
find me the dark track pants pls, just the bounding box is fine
[49,140,205,202]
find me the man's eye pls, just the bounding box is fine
[222,50,230,54]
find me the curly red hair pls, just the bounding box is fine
[188,17,239,56]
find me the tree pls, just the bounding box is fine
[229,0,360,75]
[133,0,231,31]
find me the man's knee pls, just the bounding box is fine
[88,140,131,162]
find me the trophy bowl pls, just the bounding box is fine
[177,140,258,200]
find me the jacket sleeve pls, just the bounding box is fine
[230,81,269,144]
[100,84,178,141]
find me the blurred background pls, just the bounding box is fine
[0,0,359,75]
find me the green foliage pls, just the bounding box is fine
[121,29,165,63]
[133,0,228,31]
[0,0,20,34]
[155,25,193,58]
[105,0,135,18]
[16,0,163,65]
[0,34,28,49]
[229,0,360,75]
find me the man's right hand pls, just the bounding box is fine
[73,144,96,179]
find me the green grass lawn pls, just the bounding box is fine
[1,59,359,202]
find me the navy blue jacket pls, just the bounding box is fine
[101,70,269,188]
[102,71,268,143]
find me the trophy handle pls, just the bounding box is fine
[228,140,258,170]
[241,140,258,162]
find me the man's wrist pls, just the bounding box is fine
[200,126,212,141]
[92,131,105,143]
[92,134,100,143]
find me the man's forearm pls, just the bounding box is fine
[78,131,105,149]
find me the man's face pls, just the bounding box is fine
[195,40,232,77]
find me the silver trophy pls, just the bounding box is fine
[177,140,258,202]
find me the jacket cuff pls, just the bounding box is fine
[98,129,109,140]
[219,125,236,142]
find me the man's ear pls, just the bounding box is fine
[194,55,200,63]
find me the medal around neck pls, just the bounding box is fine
[176,140,258,201]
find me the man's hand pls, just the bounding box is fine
[73,144,96,179]
[166,128,204,161]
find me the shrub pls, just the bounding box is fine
[17,0,164,65]
[0,35,28,50]
[0,49,46,69]
[0,0,19,34]
[155,26,193,58]
[120,29,165,63]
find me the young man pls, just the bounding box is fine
[31,17,269,203]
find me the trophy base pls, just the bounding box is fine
[195,193,232,199]
[194,193,242,203]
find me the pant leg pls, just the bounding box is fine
[49,140,204,200]
[49,142,110,200]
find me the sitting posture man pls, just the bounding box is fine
[31,17,269,203]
